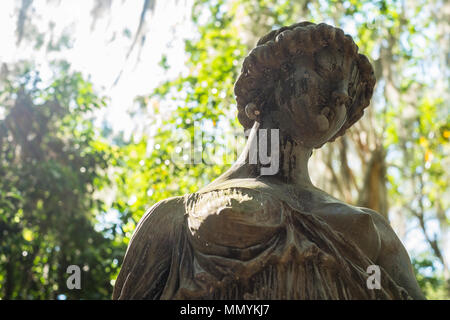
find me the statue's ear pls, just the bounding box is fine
[245,102,261,121]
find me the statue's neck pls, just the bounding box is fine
[211,122,313,188]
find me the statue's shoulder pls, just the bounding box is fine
[127,196,186,244]
[138,195,185,222]
[356,206,399,246]
[113,195,186,299]
[133,184,275,237]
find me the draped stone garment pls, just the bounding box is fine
[113,186,411,300]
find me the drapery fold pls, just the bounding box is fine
[114,187,411,300]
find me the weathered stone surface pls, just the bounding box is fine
[113,22,424,300]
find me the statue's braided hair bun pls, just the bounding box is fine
[234,21,376,141]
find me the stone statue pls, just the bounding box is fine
[113,22,425,300]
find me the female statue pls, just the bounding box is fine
[113,22,424,300]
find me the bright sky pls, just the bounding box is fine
[0,0,195,137]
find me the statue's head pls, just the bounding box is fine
[234,22,376,148]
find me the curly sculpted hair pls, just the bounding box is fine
[234,21,376,141]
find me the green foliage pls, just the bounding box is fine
[413,256,449,300]
[0,62,125,299]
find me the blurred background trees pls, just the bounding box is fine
[0,0,448,299]
[0,62,125,299]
